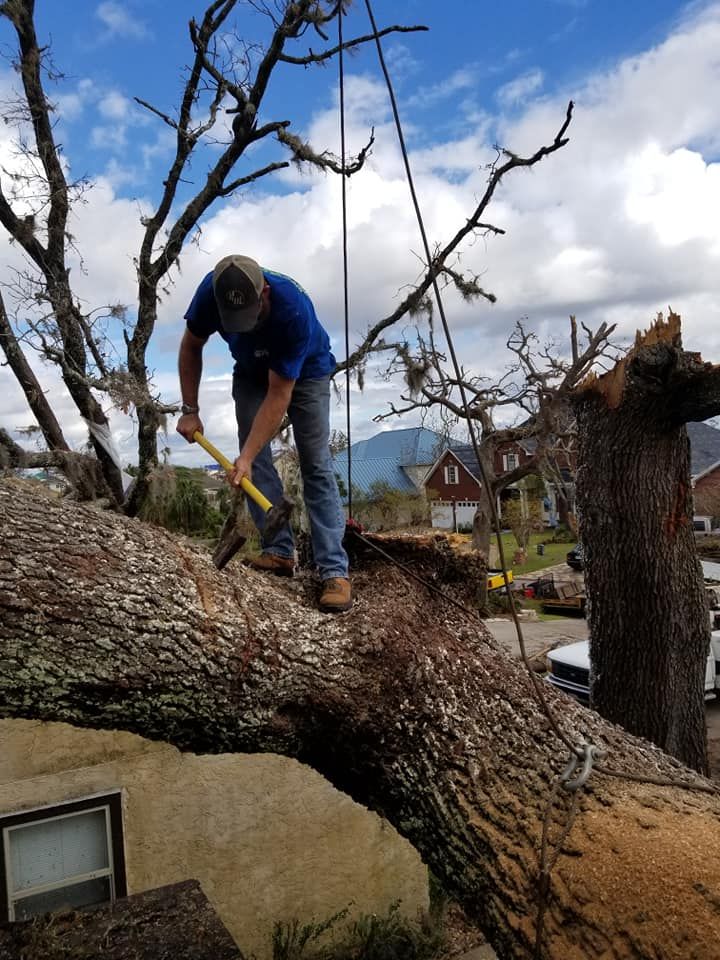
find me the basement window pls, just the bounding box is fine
[0,792,126,923]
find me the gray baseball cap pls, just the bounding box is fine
[212,255,265,332]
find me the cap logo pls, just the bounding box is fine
[226,289,246,307]
[212,255,264,332]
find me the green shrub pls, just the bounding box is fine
[548,523,576,543]
[272,901,446,960]
[138,466,225,537]
[272,908,349,960]
[349,482,430,532]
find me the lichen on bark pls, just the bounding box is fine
[2,477,720,958]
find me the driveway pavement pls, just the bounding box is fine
[484,615,587,659]
[487,560,587,657]
[482,575,720,779]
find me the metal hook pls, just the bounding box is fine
[560,744,604,792]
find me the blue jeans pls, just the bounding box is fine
[233,372,349,580]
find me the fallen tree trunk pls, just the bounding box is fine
[1,479,720,959]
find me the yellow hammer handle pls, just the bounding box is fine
[192,431,272,513]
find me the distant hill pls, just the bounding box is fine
[688,421,720,475]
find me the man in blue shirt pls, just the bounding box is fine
[177,254,351,613]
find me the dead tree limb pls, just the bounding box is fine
[0,292,69,453]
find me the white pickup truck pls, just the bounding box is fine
[546,626,720,704]
[547,562,720,703]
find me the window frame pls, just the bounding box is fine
[444,463,459,485]
[0,792,127,923]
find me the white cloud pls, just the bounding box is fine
[98,91,132,120]
[53,92,85,122]
[384,43,422,84]
[407,66,481,109]
[100,158,141,190]
[625,143,720,249]
[496,69,544,108]
[91,123,128,150]
[53,78,97,123]
[3,4,720,469]
[95,2,149,41]
[88,90,152,156]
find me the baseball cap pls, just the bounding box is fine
[212,255,265,333]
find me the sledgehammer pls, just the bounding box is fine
[193,431,294,569]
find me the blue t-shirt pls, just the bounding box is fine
[184,268,336,381]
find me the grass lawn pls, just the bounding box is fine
[495,531,576,576]
[487,533,580,621]
[517,598,566,621]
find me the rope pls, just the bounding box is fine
[339,0,719,958]
[357,1,720,804]
[361,0,581,760]
[535,779,581,958]
[337,5,353,519]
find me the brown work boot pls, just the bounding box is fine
[319,577,352,613]
[245,553,295,577]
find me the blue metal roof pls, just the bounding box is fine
[448,445,481,480]
[689,422,720,476]
[333,458,417,501]
[334,427,443,465]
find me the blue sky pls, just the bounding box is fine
[34,0,690,195]
[1,0,719,468]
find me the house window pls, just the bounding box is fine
[444,463,459,485]
[503,452,519,472]
[0,793,126,923]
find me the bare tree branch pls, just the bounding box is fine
[0,0,125,504]
[0,428,113,501]
[373,315,617,557]
[339,103,576,374]
[277,22,428,64]
[0,290,69,451]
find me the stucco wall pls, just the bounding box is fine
[402,464,432,493]
[0,720,428,958]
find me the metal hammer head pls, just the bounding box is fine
[264,496,294,541]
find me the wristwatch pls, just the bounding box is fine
[181,403,199,415]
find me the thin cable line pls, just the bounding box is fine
[338,5,353,519]
[358,0,718,802]
[361,0,577,758]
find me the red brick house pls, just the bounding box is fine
[424,440,536,530]
[424,436,579,531]
[692,459,720,522]
[425,420,720,533]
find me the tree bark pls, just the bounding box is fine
[471,500,492,555]
[2,479,720,958]
[572,313,720,773]
[0,1,125,505]
[0,430,112,501]
[0,294,69,453]
[471,501,491,610]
